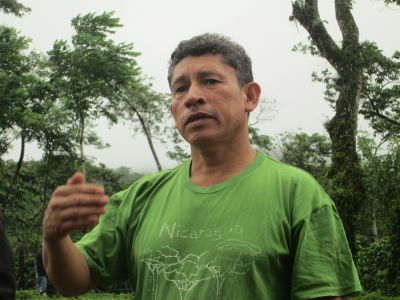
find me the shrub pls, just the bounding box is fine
[357,236,400,295]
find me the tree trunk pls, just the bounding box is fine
[371,203,378,241]
[125,101,162,171]
[16,247,25,288]
[291,0,366,255]
[79,115,86,175]
[41,154,51,207]
[12,133,25,185]
[1,133,26,210]
[325,67,364,255]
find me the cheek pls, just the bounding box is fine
[169,103,181,125]
[170,101,178,116]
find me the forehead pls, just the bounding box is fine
[170,54,236,84]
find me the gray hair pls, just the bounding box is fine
[168,33,253,87]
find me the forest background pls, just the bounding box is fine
[1,0,399,297]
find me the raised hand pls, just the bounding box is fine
[43,172,109,243]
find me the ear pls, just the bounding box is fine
[243,82,261,113]
[169,102,178,129]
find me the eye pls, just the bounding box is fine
[203,78,219,86]
[174,85,188,94]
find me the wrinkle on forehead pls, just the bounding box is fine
[170,55,236,88]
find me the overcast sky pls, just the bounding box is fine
[2,0,399,172]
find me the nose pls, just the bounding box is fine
[184,84,205,109]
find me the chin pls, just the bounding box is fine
[187,135,218,148]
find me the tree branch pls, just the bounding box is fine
[291,0,342,71]
[124,100,162,171]
[335,0,359,48]
[368,97,400,127]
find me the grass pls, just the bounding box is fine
[17,290,400,299]
[16,290,134,299]
[346,291,400,300]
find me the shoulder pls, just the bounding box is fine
[127,163,185,196]
[258,153,321,187]
[109,162,186,210]
[258,153,334,223]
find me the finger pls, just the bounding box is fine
[57,215,101,233]
[67,172,85,186]
[57,205,107,221]
[50,194,109,210]
[54,184,105,197]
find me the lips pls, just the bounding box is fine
[184,112,214,126]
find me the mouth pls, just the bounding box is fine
[184,112,214,126]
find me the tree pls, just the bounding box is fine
[311,42,400,140]
[114,166,143,187]
[120,81,170,171]
[358,134,400,240]
[248,127,274,154]
[290,0,368,254]
[357,134,400,295]
[0,0,30,16]
[384,0,400,5]
[48,11,141,173]
[280,132,331,184]
[1,158,133,289]
[359,44,400,138]
[0,25,30,157]
[0,28,56,210]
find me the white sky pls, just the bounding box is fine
[1,0,399,172]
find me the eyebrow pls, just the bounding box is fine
[171,70,222,88]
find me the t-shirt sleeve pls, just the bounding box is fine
[75,190,128,287]
[291,202,362,299]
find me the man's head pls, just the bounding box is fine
[168,33,253,88]
[168,34,261,148]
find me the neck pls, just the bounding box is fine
[189,140,257,187]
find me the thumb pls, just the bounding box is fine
[67,172,85,186]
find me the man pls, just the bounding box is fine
[0,213,16,300]
[42,33,362,299]
[35,246,48,296]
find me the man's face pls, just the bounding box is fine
[169,54,257,147]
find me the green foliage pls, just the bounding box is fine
[48,11,142,167]
[357,237,392,292]
[386,207,400,296]
[0,0,30,16]
[0,25,31,155]
[166,130,190,163]
[85,163,126,195]
[16,290,134,299]
[114,167,144,187]
[348,291,400,300]
[249,127,274,154]
[358,135,400,237]
[357,231,400,296]
[0,157,142,290]
[292,38,320,57]
[303,41,400,138]
[1,161,46,288]
[383,0,400,5]
[359,42,400,138]
[279,131,331,186]
[120,80,170,170]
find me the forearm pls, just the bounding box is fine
[43,236,95,296]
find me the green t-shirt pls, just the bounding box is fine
[76,152,361,299]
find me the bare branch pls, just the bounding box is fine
[368,97,400,127]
